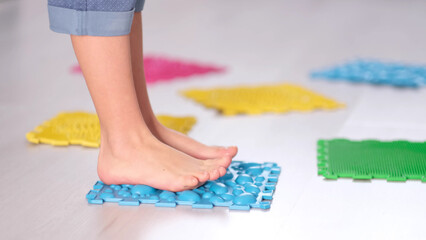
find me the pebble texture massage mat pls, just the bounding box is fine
[86,161,281,210]
[311,59,426,87]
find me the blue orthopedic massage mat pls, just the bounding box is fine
[86,161,281,210]
[310,59,426,87]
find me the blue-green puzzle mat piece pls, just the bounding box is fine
[311,59,426,87]
[86,161,281,210]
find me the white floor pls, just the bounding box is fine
[1,0,426,239]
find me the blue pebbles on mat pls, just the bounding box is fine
[86,161,281,210]
[310,59,426,87]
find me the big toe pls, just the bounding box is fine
[225,146,238,158]
[218,155,232,168]
[195,145,237,160]
[203,156,232,170]
[208,146,238,159]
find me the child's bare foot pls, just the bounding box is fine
[97,132,231,192]
[126,13,238,161]
[148,120,238,160]
[70,26,231,192]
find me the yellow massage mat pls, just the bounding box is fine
[182,83,344,115]
[26,112,197,148]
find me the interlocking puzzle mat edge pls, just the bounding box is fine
[182,83,345,116]
[317,139,426,182]
[86,161,281,210]
[26,112,197,148]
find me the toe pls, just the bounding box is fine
[218,166,227,177]
[182,176,199,190]
[218,155,232,168]
[225,146,238,158]
[203,156,232,170]
[194,171,210,183]
[209,169,220,181]
[208,146,238,159]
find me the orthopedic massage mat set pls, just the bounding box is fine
[27,57,426,210]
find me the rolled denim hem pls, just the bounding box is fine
[48,5,135,36]
[135,0,146,12]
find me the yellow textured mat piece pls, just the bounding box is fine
[26,112,197,148]
[182,83,344,115]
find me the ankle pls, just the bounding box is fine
[144,115,159,133]
[147,118,166,136]
[100,127,152,155]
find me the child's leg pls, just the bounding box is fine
[129,12,238,160]
[71,34,230,191]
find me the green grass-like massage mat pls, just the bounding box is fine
[318,139,426,182]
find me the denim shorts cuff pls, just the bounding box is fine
[135,0,146,12]
[48,5,135,36]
